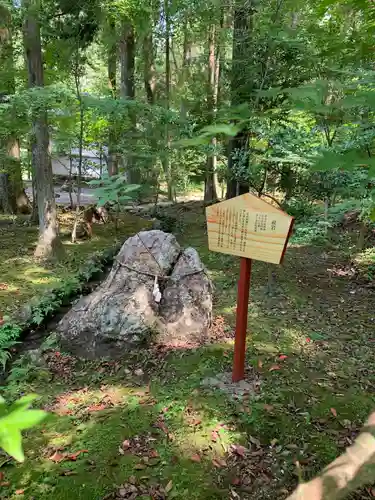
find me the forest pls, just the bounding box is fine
[0,0,375,498]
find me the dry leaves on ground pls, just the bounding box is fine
[103,478,169,499]
[49,449,88,463]
[44,351,77,379]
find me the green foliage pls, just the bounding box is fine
[0,324,22,370]
[88,174,140,207]
[30,276,81,325]
[0,395,47,462]
[282,198,316,221]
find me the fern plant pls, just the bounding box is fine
[0,324,22,370]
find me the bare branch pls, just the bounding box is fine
[287,412,375,500]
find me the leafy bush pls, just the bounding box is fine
[291,217,332,246]
[283,198,317,220]
[88,174,140,208]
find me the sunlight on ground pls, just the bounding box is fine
[1,207,375,499]
[0,214,151,317]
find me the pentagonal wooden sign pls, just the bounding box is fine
[206,193,294,265]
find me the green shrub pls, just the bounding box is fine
[283,198,316,220]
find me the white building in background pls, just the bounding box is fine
[51,146,107,179]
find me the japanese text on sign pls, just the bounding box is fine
[216,208,277,251]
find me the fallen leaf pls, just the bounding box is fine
[190,453,201,463]
[118,446,125,455]
[271,438,278,446]
[165,480,173,493]
[60,470,78,476]
[250,449,264,457]
[230,488,240,499]
[0,482,10,487]
[212,458,227,468]
[269,365,281,372]
[190,418,202,426]
[249,435,261,447]
[134,463,146,470]
[67,450,88,461]
[330,408,338,417]
[257,359,263,369]
[278,355,288,361]
[149,449,159,458]
[242,406,252,415]
[15,489,25,495]
[155,420,169,435]
[263,404,274,412]
[49,451,65,463]
[232,444,247,457]
[122,439,131,450]
[211,430,219,442]
[87,403,106,412]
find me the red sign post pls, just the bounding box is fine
[206,193,294,382]
[232,257,252,382]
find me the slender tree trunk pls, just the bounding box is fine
[204,23,219,204]
[143,21,160,200]
[179,16,192,120]
[0,4,29,213]
[162,0,173,201]
[23,0,63,259]
[107,21,118,177]
[226,1,253,199]
[357,221,367,250]
[0,174,13,213]
[72,52,84,243]
[119,19,138,183]
[143,30,156,105]
[30,149,38,223]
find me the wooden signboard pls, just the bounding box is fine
[206,193,294,383]
[206,193,294,265]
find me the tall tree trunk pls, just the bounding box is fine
[0,4,28,213]
[23,0,63,259]
[143,30,156,105]
[119,19,138,183]
[179,15,192,120]
[72,51,84,243]
[107,21,118,177]
[204,23,219,204]
[162,0,173,201]
[143,20,160,200]
[226,1,253,199]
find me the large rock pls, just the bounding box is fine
[57,230,212,358]
[159,248,212,346]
